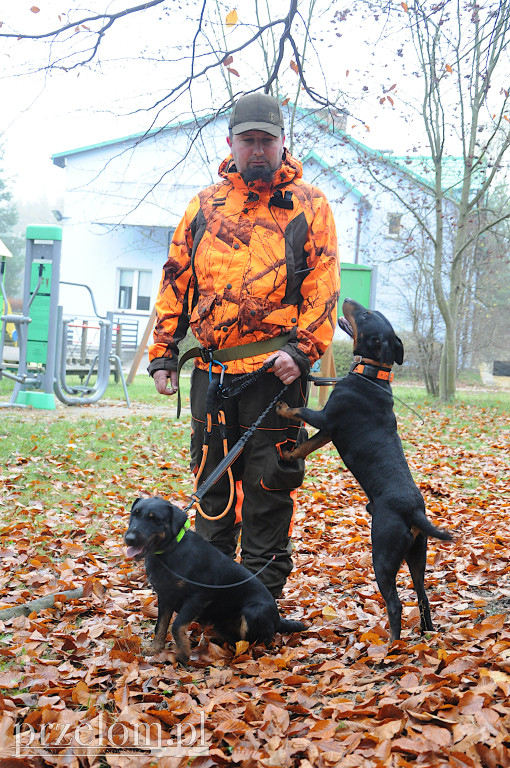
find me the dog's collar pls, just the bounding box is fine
[350,357,394,382]
[154,518,191,555]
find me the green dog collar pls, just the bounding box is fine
[176,518,191,543]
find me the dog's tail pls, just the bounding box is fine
[278,618,306,634]
[414,515,453,542]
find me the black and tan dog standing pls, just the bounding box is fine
[277,298,453,642]
[125,497,305,663]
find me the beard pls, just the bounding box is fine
[241,166,276,184]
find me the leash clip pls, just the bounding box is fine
[217,362,226,386]
[209,359,226,385]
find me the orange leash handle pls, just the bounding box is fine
[193,409,235,521]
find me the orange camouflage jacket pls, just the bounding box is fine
[148,150,340,376]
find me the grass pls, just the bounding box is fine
[0,370,508,605]
[0,372,508,513]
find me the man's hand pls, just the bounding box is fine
[266,351,301,385]
[153,369,178,396]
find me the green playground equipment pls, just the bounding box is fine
[0,226,129,409]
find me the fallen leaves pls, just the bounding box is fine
[0,399,508,764]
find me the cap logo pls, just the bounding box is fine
[268,112,277,123]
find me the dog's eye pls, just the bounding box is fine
[148,512,155,519]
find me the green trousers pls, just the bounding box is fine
[190,367,307,597]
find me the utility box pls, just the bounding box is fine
[339,263,376,309]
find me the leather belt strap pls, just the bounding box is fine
[176,333,291,417]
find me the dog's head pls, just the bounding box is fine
[339,298,404,366]
[124,497,188,560]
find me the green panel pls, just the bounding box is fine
[30,262,52,294]
[26,225,63,241]
[26,341,47,364]
[27,294,51,341]
[339,263,372,308]
[27,262,52,363]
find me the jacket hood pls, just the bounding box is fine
[218,148,303,188]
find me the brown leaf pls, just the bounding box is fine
[373,719,403,739]
[72,680,95,707]
[290,59,299,75]
[235,640,249,655]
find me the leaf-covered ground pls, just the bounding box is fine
[0,393,509,767]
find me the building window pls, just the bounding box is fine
[117,269,152,312]
[388,213,402,237]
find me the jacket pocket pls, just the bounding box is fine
[261,305,297,328]
[190,294,216,324]
[260,427,308,491]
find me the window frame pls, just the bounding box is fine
[116,268,152,313]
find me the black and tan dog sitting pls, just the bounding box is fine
[124,497,305,663]
[277,298,453,642]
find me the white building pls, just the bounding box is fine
[51,106,461,348]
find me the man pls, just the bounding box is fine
[148,92,339,597]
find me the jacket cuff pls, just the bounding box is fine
[280,341,311,377]
[147,356,178,377]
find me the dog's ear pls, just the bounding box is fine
[380,335,404,366]
[130,498,143,512]
[393,335,404,366]
[167,503,189,539]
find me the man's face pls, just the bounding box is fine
[227,129,284,183]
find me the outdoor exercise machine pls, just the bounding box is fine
[0,225,130,409]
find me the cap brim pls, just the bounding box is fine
[231,121,282,137]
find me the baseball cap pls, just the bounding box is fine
[229,93,285,137]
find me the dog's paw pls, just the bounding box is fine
[175,651,190,666]
[280,449,295,462]
[142,641,165,657]
[276,401,290,417]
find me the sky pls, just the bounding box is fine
[0,0,449,204]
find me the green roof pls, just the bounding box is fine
[52,101,483,199]
[391,155,486,195]
[51,112,218,167]
[292,105,485,198]
[301,149,366,201]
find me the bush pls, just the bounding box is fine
[331,340,353,376]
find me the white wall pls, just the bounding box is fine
[54,112,437,341]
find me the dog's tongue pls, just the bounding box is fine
[338,316,353,337]
[126,546,144,559]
